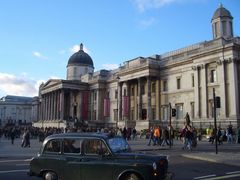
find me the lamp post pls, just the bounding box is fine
[116,76,120,128]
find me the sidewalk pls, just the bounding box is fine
[127,137,240,167]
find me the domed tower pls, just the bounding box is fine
[211,4,233,39]
[66,43,94,80]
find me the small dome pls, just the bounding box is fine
[212,4,233,21]
[67,43,94,67]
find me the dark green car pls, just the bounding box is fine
[28,133,170,180]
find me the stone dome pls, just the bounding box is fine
[212,4,233,21]
[67,43,94,67]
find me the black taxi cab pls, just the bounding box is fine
[28,132,171,180]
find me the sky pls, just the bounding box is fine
[0,0,240,98]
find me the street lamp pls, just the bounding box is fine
[116,76,120,128]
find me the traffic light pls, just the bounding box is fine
[172,108,176,117]
[215,96,221,108]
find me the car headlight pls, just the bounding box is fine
[152,162,157,170]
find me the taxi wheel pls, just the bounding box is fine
[124,173,141,180]
[42,171,58,180]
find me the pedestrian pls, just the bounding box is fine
[153,126,160,146]
[10,127,16,145]
[21,129,30,147]
[226,125,233,143]
[132,128,137,140]
[236,126,240,144]
[161,127,169,146]
[147,127,154,146]
[183,125,193,150]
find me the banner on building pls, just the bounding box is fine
[123,96,129,116]
[104,98,110,117]
[81,91,89,119]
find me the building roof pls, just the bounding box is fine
[0,95,33,102]
[212,4,233,20]
[67,43,94,67]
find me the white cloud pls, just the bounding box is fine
[33,51,48,60]
[131,0,180,12]
[102,64,119,70]
[69,44,90,54]
[139,17,156,27]
[0,72,41,97]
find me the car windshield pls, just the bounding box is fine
[107,137,131,153]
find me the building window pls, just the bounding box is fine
[191,102,195,119]
[230,21,233,36]
[210,69,217,83]
[94,92,97,101]
[163,80,167,92]
[141,84,145,95]
[131,109,134,120]
[73,67,77,77]
[106,91,110,98]
[192,75,194,87]
[124,89,127,96]
[151,82,156,93]
[142,109,147,120]
[176,104,183,120]
[131,87,134,96]
[161,106,169,120]
[85,67,88,74]
[214,22,219,38]
[222,21,227,36]
[209,100,214,118]
[115,90,118,99]
[93,110,96,120]
[177,78,181,89]
[113,109,118,121]
[152,108,156,120]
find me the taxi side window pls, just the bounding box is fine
[44,139,61,153]
[83,139,109,155]
[63,139,81,154]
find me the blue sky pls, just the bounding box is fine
[0,0,240,98]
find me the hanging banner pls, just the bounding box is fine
[104,98,110,117]
[81,91,89,119]
[123,96,129,116]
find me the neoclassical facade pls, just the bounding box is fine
[33,5,240,130]
[0,95,34,127]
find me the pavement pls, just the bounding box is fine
[0,136,240,167]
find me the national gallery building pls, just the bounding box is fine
[32,5,240,130]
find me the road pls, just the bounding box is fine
[0,137,240,180]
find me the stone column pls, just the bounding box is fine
[156,78,160,120]
[118,83,123,121]
[193,65,200,119]
[138,78,142,120]
[147,77,152,121]
[90,91,94,120]
[50,92,53,120]
[228,58,239,117]
[96,89,102,121]
[60,90,65,120]
[134,83,138,121]
[217,59,227,118]
[46,94,49,120]
[201,64,208,118]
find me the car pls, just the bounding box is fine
[28,132,171,180]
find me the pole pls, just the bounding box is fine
[213,88,218,154]
[169,103,172,148]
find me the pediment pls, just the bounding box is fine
[41,79,62,89]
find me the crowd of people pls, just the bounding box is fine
[0,123,240,151]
